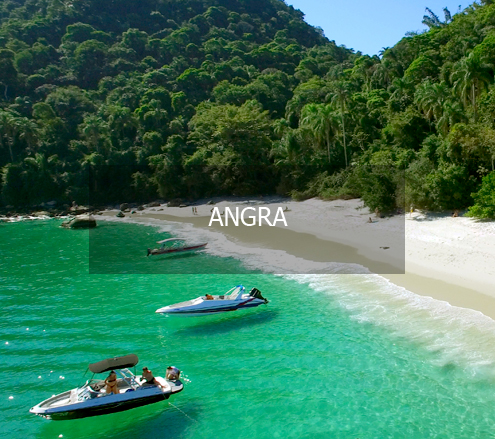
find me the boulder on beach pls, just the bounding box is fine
[61,215,97,229]
[207,200,215,205]
[148,201,161,207]
[137,205,145,211]
[32,211,52,217]
[167,199,182,207]
[120,203,129,211]
[116,211,125,218]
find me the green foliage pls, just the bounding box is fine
[0,0,495,212]
[468,171,495,218]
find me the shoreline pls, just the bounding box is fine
[103,197,495,320]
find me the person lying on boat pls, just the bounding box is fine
[104,370,119,395]
[142,367,160,387]
[205,294,214,300]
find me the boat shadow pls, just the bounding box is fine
[38,401,202,439]
[174,309,279,337]
[114,401,203,439]
[148,253,202,261]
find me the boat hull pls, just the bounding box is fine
[148,243,207,256]
[31,380,184,420]
[157,298,266,317]
[44,393,167,420]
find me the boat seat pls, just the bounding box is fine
[69,389,78,404]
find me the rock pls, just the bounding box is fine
[32,211,52,217]
[148,201,161,207]
[137,205,145,211]
[167,199,182,207]
[116,211,125,218]
[70,205,90,215]
[61,215,97,229]
[120,203,129,211]
[207,200,215,205]
[131,210,136,214]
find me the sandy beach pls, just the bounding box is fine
[105,197,495,319]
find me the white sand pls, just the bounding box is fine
[108,196,495,318]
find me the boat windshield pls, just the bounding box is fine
[226,286,244,300]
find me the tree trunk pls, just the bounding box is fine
[472,82,477,122]
[341,102,347,167]
[326,130,331,163]
[8,139,14,163]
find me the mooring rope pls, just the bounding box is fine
[168,401,199,424]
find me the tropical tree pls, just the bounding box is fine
[450,52,493,122]
[300,103,338,163]
[414,80,450,122]
[327,81,350,167]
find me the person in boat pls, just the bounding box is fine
[105,370,119,395]
[205,294,214,300]
[142,367,158,386]
[166,366,180,381]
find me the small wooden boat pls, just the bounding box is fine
[147,238,207,257]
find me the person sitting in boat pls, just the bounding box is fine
[166,366,180,381]
[142,367,158,386]
[104,370,119,395]
[205,294,214,300]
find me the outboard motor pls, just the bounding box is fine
[249,288,268,304]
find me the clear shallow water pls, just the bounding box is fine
[2,221,495,438]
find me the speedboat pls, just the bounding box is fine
[147,238,207,256]
[30,354,183,420]
[156,285,268,317]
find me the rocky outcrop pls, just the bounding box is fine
[167,199,182,207]
[32,211,53,217]
[61,215,97,229]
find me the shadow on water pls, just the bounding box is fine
[113,401,203,439]
[147,252,204,262]
[38,401,202,439]
[174,309,278,337]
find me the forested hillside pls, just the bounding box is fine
[1,0,495,216]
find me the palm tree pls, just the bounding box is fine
[0,112,38,163]
[450,52,493,122]
[300,103,338,163]
[81,114,109,154]
[414,80,450,121]
[436,100,466,136]
[327,81,350,167]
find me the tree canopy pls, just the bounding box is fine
[1,0,495,216]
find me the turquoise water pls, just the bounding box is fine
[2,220,495,438]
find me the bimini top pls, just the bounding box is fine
[157,238,185,244]
[89,354,139,374]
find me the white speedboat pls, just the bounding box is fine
[147,238,207,256]
[156,285,269,317]
[30,354,183,420]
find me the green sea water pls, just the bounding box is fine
[3,220,495,439]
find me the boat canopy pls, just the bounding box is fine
[89,354,139,374]
[157,238,185,244]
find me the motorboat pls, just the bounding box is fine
[156,285,269,317]
[29,354,183,420]
[147,238,207,256]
